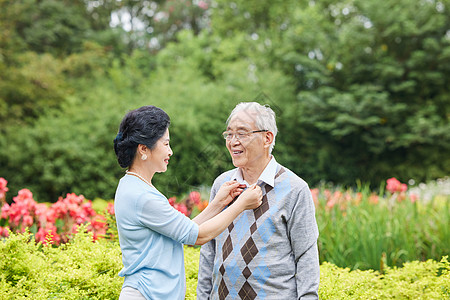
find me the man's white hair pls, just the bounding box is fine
[226,102,278,153]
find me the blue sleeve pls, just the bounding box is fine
[197,178,221,298]
[136,190,199,245]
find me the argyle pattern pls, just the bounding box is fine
[197,161,320,300]
[216,168,285,300]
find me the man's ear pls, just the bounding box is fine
[263,131,274,149]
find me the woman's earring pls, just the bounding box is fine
[141,154,148,161]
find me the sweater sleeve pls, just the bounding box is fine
[196,179,220,299]
[287,185,320,299]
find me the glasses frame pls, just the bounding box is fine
[222,130,268,141]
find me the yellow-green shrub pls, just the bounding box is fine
[0,228,123,299]
[1,231,448,299]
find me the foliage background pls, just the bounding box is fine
[0,0,449,202]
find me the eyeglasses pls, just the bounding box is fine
[222,130,268,140]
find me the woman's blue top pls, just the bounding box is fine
[114,174,199,299]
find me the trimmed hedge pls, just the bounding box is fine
[1,230,449,299]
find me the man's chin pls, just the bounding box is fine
[231,158,245,168]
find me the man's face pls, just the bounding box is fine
[226,111,267,169]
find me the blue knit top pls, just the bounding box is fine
[114,174,199,299]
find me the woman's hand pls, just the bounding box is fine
[235,184,263,210]
[213,181,246,208]
[195,184,263,245]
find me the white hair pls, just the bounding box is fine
[226,102,278,153]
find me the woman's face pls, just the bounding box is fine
[148,129,173,173]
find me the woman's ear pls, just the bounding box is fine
[137,144,150,159]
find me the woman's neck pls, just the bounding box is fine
[127,165,155,186]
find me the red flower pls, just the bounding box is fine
[0,226,10,237]
[189,191,201,205]
[310,188,319,206]
[409,193,419,203]
[1,203,10,219]
[0,177,9,199]
[106,202,115,215]
[197,0,208,10]
[369,194,379,205]
[22,215,34,227]
[168,197,176,206]
[36,224,60,245]
[174,203,189,216]
[386,177,407,193]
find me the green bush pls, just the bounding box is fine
[0,228,123,299]
[1,231,449,299]
[0,38,295,201]
[318,258,450,299]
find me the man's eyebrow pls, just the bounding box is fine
[226,125,251,131]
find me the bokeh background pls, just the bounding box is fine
[1,0,449,202]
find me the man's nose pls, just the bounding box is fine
[229,135,241,144]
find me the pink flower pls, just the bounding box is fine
[36,224,60,245]
[386,177,408,193]
[400,183,407,192]
[0,177,9,199]
[0,226,10,237]
[369,194,379,205]
[35,203,49,226]
[0,178,8,189]
[13,189,34,202]
[310,188,319,206]
[325,191,342,210]
[189,191,201,205]
[409,193,419,203]
[1,203,10,219]
[90,215,107,230]
[22,215,34,227]
[174,203,189,216]
[106,202,115,215]
[354,192,362,205]
[168,197,176,206]
[197,0,208,10]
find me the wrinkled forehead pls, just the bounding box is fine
[227,110,258,130]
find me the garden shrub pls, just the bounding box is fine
[0,46,294,202]
[1,230,449,299]
[0,228,123,299]
[319,258,450,299]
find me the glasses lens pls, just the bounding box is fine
[222,132,229,139]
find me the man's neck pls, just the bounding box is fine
[240,155,272,185]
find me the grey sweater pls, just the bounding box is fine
[197,162,320,299]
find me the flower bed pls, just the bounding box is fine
[1,176,449,271]
[0,178,207,245]
[313,177,450,270]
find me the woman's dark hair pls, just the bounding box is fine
[113,106,170,168]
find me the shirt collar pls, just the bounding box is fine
[231,156,278,188]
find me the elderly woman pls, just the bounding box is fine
[113,105,262,300]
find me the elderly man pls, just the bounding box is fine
[197,102,320,299]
